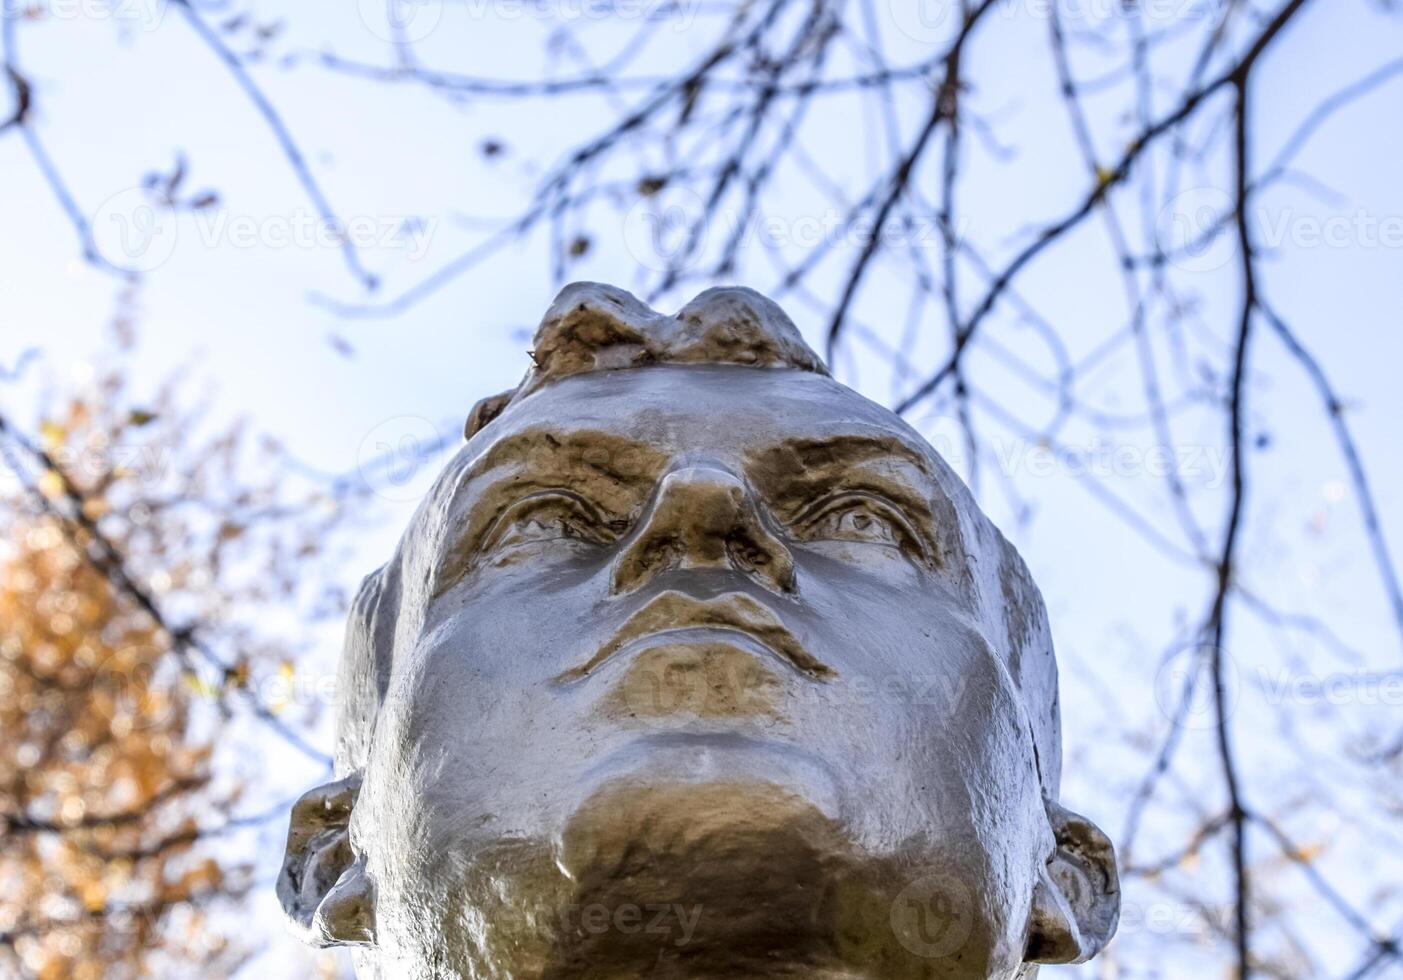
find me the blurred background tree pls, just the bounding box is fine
[0,313,362,979]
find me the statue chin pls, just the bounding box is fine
[396,778,998,980]
[553,780,858,974]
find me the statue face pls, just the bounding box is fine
[279,339,1118,979]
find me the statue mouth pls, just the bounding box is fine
[554,589,835,684]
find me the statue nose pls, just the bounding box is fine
[611,465,795,595]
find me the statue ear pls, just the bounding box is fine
[464,388,516,439]
[277,773,376,948]
[1025,800,1120,964]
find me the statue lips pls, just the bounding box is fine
[552,588,836,684]
[553,591,846,818]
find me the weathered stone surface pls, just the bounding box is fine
[280,283,1119,978]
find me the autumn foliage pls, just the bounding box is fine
[0,339,359,979]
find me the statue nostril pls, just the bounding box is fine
[725,537,774,572]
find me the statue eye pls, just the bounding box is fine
[792,494,911,549]
[484,492,613,556]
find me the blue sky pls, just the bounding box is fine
[3,0,1402,974]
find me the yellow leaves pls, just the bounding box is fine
[181,672,219,700]
[223,660,250,690]
[39,420,67,450]
[268,659,297,714]
[1293,841,1326,863]
[174,857,226,895]
[37,469,66,500]
[1,349,351,978]
[78,878,106,913]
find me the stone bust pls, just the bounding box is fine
[278,283,1119,978]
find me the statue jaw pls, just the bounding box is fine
[371,780,1011,980]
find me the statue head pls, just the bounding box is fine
[279,283,1119,978]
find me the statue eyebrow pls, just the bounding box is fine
[463,427,669,488]
[774,432,935,472]
[745,431,958,562]
[746,431,939,498]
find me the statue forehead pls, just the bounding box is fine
[476,365,942,464]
